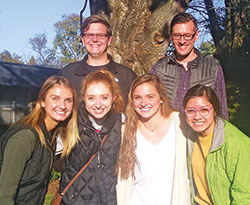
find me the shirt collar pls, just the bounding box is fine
[74,54,118,76]
[168,48,201,69]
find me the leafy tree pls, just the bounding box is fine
[0,50,23,64]
[53,14,85,66]
[188,0,250,77]
[28,33,57,66]
[198,40,216,56]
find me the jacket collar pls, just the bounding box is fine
[188,117,225,152]
[210,117,225,152]
[42,122,57,149]
[78,101,119,137]
[74,54,118,76]
[168,48,201,70]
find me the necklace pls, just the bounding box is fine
[140,120,163,132]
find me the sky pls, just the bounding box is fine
[0,0,90,58]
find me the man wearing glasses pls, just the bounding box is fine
[151,13,228,119]
[61,14,137,103]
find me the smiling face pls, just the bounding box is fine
[171,20,199,62]
[81,23,112,59]
[132,82,162,121]
[185,96,216,137]
[83,82,114,119]
[41,84,73,131]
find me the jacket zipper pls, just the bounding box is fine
[84,122,103,168]
[97,133,102,168]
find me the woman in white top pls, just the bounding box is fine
[116,74,190,205]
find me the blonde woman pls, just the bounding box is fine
[117,74,190,205]
[0,76,79,204]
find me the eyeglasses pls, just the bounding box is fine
[184,106,213,118]
[83,33,109,40]
[172,31,197,40]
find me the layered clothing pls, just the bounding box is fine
[60,103,122,204]
[0,123,55,205]
[151,49,228,119]
[117,112,191,205]
[187,117,250,204]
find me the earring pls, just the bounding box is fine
[160,101,163,104]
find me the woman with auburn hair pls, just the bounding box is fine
[183,84,250,204]
[117,74,190,205]
[60,69,125,205]
[0,76,79,205]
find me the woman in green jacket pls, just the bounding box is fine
[0,76,79,205]
[183,84,250,204]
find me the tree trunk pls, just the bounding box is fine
[89,0,189,74]
[203,0,250,76]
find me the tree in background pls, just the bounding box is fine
[27,14,85,67]
[53,14,85,66]
[0,50,24,64]
[28,33,57,66]
[188,0,250,77]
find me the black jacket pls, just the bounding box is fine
[60,103,122,205]
[0,123,55,205]
[61,54,137,104]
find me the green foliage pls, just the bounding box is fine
[27,14,85,67]
[50,169,61,183]
[53,14,86,66]
[227,79,250,136]
[43,169,60,205]
[198,40,216,56]
[44,193,54,205]
[0,50,24,64]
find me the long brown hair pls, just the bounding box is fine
[81,69,125,113]
[21,75,79,157]
[117,74,173,179]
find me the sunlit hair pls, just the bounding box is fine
[170,12,198,34]
[80,14,112,37]
[117,74,173,179]
[81,69,125,113]
[21,75,79,157]
[183,84,221,117]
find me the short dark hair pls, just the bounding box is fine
[170,13,198,34]
[80,14,112,37]
[183,84,221,117]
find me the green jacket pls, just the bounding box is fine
[187,117,250,204]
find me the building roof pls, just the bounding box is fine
[0,61,60,88]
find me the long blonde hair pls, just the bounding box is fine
[117,74,173,179]
[81,69,125,113]
[21,75,79,157]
